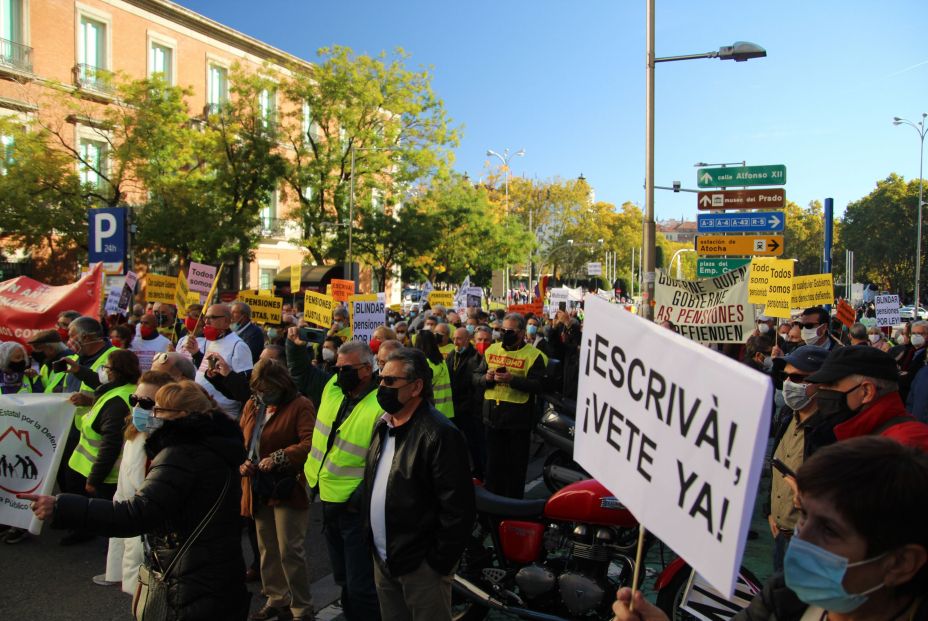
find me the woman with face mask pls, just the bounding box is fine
[612,436,928,621]
[0,341,40,394]
[240,359,317,621]
[23,380,252,620]
[93,370,174,589]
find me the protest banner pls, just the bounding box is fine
[575,295,772,595]
[836,298,856,328]
[237,291,283,324]
[117,271,138,313]
[174,269,191,316]
[654,267,753,344]
[428,290,456,308]
[0,394,75,534]
[747,258,777,304]
[103,286,122,316]
[464,286,484,309]
[187,262,217,295]
[290,265,302,294]
[330,279,355,302]
[0,263,103,348]
[349,294,385,343]
[304,291,336,327]
[145,274,178,304]
[549,288,570,317]
[508,300,544,316]
[757,260,794,318]
[875,294,901,327]
[789,273,834,308]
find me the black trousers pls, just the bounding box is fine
[484,427,531,499]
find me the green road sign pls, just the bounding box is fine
[696,258,751,278]
[697,165,786,188]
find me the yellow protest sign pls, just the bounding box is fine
[330,279,355,302]
[790,273,834,308]
[428,290,456,308]
[174,270,190,316]
[145,274,177,305]
[290,265,302,293]
[304,290,337,327]
[237,291,283,324]
[187,292,201,306]
[388,303,403,312]
[762,260,795,318]
[748,259,777,304]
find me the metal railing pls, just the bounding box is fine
[74,63,115,95]
[0,37,32,73]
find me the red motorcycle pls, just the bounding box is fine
[452,479,760,621]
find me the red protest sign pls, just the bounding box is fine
[0,263,104,348]
[330,279,355,302]
[508,300,544,316]
[836,299,856,328]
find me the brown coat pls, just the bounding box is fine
[239,394,316,516]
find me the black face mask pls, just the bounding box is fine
[377,385,404,414]
[31,351,45,365]
[336,366,363,393]
[256,390,284,406]
[501,329,520,348]
[8,359,27,373]
[814,384,864,423]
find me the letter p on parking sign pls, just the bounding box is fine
[88,207,127,269]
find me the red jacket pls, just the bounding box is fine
[833,392,928,451]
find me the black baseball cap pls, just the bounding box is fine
[805,345,900,384]
[780,345,829,373]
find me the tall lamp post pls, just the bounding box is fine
[669,248,696,279]
[348,144,399,288]
[642,0,765,320]
[487,147,525,300]
[893,113,927,307]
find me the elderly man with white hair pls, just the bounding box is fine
[0,341,39,394]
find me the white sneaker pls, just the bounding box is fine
[92,574,119,587]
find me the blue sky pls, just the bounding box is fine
[181,0,928,221]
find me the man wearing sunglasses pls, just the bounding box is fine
[304,340,383,621]
[799,307,835,350]
[768,345,829,571]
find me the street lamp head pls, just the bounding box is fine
[515,148,526,157]
[486,149,495,157]
[718,41,766,62]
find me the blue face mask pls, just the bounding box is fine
[131,406,151,432]
[784,535,886,613]
[527,325,538,337]
[465,324,476,335]
[147,414,165,432]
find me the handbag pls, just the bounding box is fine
[132,470,232,621]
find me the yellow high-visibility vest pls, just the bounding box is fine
[68,383,134,484]
[428,359,454,418]
[484,343,547,404]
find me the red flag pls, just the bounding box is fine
[836,299,856,329]
[0,263,103,348]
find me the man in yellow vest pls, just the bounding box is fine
[475,313,548,499]
[304,340,382,621]
[434,322,454,358]
[26,330,74,393]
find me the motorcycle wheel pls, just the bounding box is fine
[542,450,583,492]
[655,565,761,621]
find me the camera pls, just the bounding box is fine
[51,359,69,372]
[299,327,327,344]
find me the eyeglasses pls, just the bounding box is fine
[777,371,811,383]
[129,395,155,410]
[203,315,229,322]
[333,363,369,373]
[800,323,820,330]
[380,375,411,387]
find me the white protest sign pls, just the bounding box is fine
[875,294,901,327]
[0,394,75,534]
[464,286,484,308]
[116,270,138,313]
[654,267,753,344]
[549,287,570,318]
[575,295,772,596]
[587,262,602,276]
[104,287,122,315]
[350,294,385,343]
[187,262,217,295]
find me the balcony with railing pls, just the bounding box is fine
[257,217,302,240]
[0,37,32,75]
[73,63,115,96]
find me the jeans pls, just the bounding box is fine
[322,501,381,621]
[373,559,452,621]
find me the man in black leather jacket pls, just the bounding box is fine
[363,347,475,621]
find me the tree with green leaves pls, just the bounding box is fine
[841,173,922,299]
[278,46,459,265]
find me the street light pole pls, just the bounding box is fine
[641,0,766,320]
[894,114,927,307]
[348,145,355,287]
[487,147,525,299]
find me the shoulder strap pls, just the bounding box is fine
[872,415,914,436]
[161,469,232,579]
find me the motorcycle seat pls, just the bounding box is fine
[474,485,547,518]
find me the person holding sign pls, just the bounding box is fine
[186,304,254,420]
[26,329,73,393]
[130,313,172,371]
[612,437,928,621]
[231,302,266,364]
[474,313,547,499]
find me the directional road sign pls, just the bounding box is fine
[696,235,784,257]
[697,189,786,210]
[697,211,784,234]
[696,258,751,278]
[697,165,786,188]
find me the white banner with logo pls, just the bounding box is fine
[655,267,753,344]
[0,394,75,534]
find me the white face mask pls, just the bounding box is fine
[868,334,881,344]
[912,334,926,348]
[801,326,821,345]
[782,378,812,411]
[98,367,110,384]
[757,323,771,335]
[322,348,336,362]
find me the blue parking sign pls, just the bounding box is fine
[88,207,127,269]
